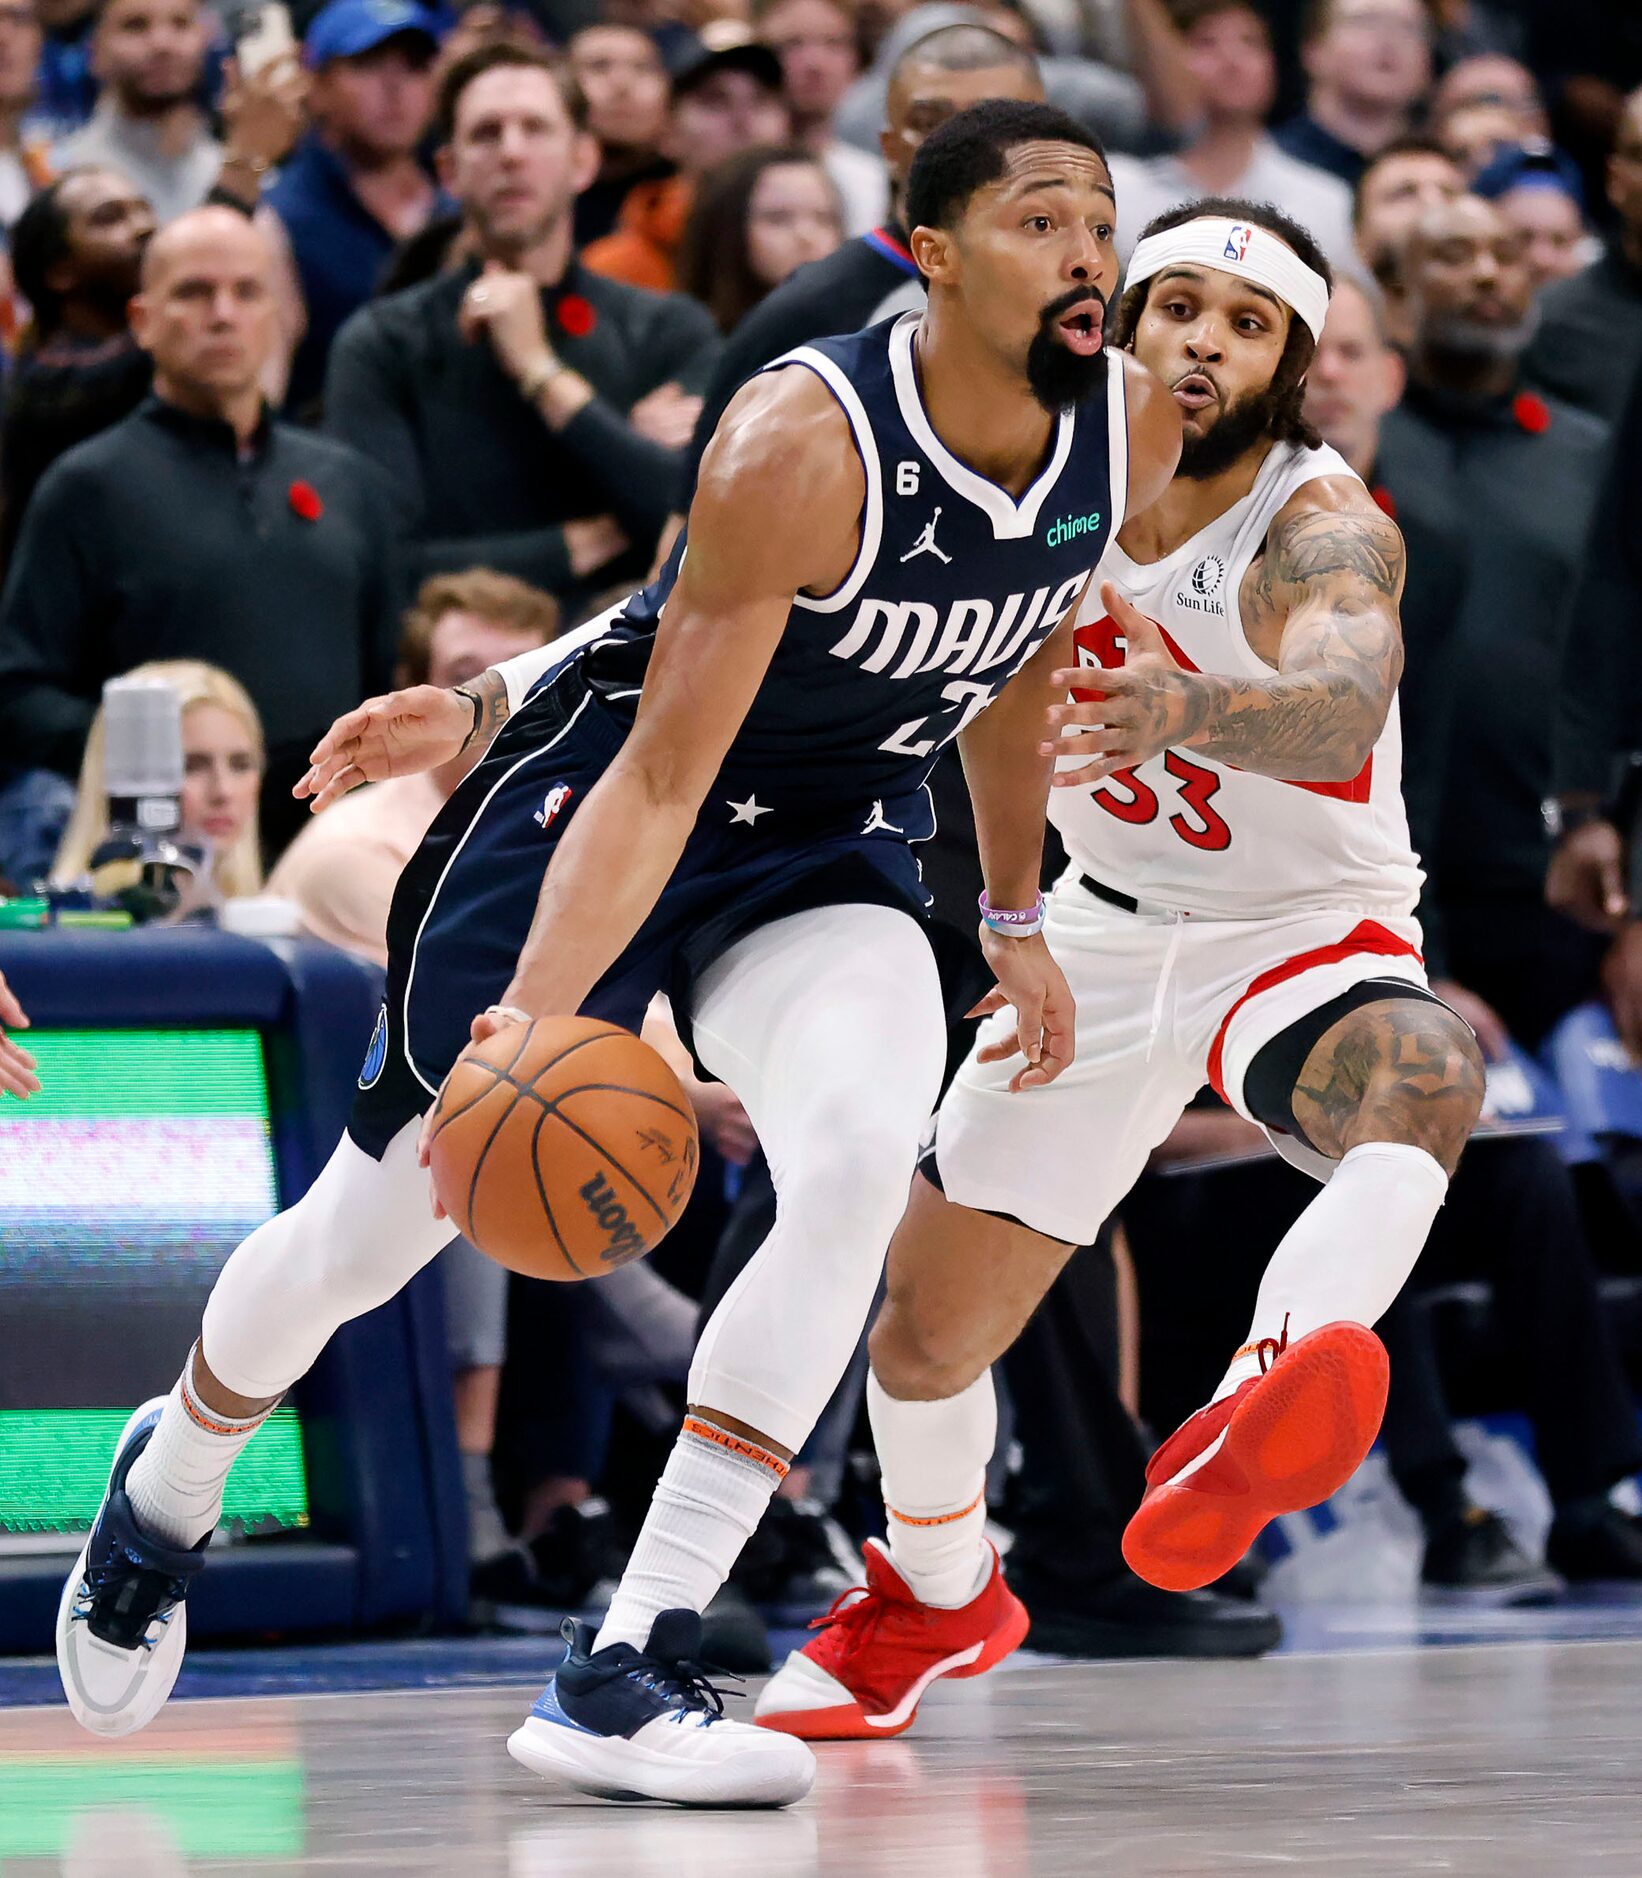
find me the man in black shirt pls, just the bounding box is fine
[0,167,156,572]
[1378,193,1609,1047]
[1525,85,1642,419]
[324,44,721,611]
[0,207,401,857]
[679,20,1278,1663]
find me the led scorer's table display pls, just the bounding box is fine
[0,1028,307,1535]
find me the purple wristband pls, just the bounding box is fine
[979,890,1046,935]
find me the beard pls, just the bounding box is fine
[1177,379,1287,480]
[1423,306,1538,362]
[1025,285,1109,414]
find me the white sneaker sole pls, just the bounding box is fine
[56,1399,190,1738]
[507,1713,815,1808]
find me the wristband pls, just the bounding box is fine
[979,890,1045,937]
[484,1005,532,1027]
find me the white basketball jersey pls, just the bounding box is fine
[1052,440,1424,920]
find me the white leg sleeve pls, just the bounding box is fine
[687,903,948,1452]
[202,1118,457,1400]
[1214,1140,1449,1402]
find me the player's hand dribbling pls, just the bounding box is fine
[296,685,474,812]
[1042,581,1200,786]
[0,966,38,1099]
[971,931,1075,1091]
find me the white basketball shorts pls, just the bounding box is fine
[930,871,1428,1245]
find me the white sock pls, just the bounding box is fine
[1212,1141,1449,1403]
[125,1350,276,1548]
[867,1370,996,1608]
[593,1417,786,1653]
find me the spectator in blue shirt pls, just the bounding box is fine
[267,0,448,416]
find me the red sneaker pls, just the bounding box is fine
[1123,1320,1389,1593]
[754,1538,1028,1741]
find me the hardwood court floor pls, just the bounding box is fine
[5,1633,1641,1874]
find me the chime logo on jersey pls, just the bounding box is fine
[828,572,1089,681]
[1224,224,1254,262]
[1045,508,1103,549]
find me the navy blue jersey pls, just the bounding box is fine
[584,311,1129,811]
[350,312,1130,1155]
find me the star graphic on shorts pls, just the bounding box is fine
[726,794,772,826]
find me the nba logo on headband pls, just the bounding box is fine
[1223,225,1254,262]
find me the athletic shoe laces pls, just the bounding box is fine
[624,1648,743,1724]
[1254,1311,1291,1375]
[75,1550,186,1651]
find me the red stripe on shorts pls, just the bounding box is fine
[1206,919,1424,1103]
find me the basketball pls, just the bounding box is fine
[425,1017,699,1281]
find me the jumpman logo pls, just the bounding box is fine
[862,800,904,835]
[900,506,951,565]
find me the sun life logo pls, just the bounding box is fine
[1190,554,1225,597]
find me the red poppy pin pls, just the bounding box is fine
[289,479,324,522]
[557,293,596,339]
[1513,391,1551,436]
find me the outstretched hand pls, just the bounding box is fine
[1042,581,1198,787]
[0,967,38,1099]
[295,685,474,813]
[970,931,1076,1091]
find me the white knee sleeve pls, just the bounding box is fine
[686,905,946,1452]
[203,1119,457,1399]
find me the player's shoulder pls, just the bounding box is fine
[1265,443,1387,532]
[1114,352,1184,509]
[702,358,860,489]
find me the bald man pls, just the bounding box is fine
[0,205,403,857]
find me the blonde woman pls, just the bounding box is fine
[52,660,266,899]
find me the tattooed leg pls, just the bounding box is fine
[1290,998,1486,1177]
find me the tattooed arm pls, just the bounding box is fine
[1046,478,1406,787]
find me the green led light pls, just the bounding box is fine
[0,1759,305,1857]
[1,1029,270,1117]
[0,1408,308,1534]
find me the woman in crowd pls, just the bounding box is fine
[51,658,265,898]
[677,144,843,333]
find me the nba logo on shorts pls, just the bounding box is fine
[534,783,573,832]
[358,1003,389,1090]
[1224,225,1253,261]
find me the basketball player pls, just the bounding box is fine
[57,101,1181,1806]
[756,198,1487,1742]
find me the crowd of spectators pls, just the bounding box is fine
[0,0,1637,1648]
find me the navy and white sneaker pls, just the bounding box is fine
[56,1399,209,1737]
[507,1609,815,1807]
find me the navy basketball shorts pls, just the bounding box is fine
[349,661,935,1159]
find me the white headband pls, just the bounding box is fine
[1126,216,1331,342]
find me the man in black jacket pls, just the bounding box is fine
[1525,85,1642,419]
[0,206,401,858]
[324,43,721,613]
[679,20,1278,1662]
